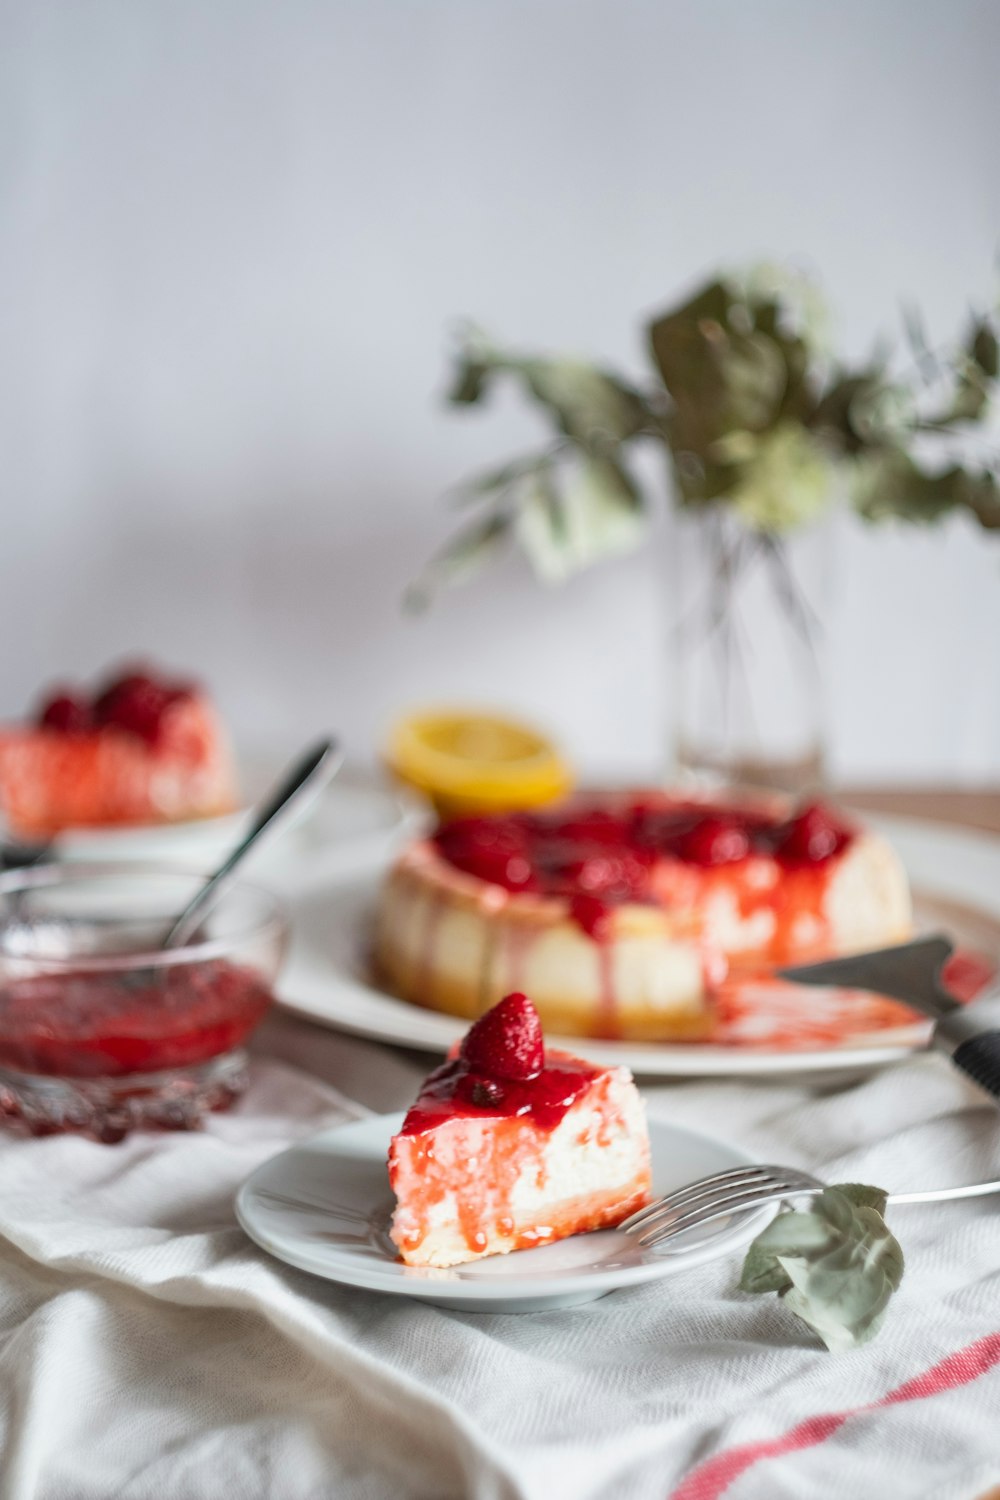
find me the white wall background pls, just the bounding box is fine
[2,0,999,783]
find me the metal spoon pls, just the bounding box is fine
[161,737,343,950]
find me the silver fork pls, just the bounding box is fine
[620,1164,1000,1250]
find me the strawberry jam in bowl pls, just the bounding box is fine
[0,865,288,1140]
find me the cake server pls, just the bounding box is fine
[778,934,1000,1104]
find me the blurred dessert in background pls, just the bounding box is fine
[0,663,239,837]
[375,791,912,1043]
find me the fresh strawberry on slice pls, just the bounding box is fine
[460,992,544,1081]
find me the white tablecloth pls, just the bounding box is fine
[1,1012,999,1500]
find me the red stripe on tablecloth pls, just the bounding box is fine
[671,1330,1000,1500]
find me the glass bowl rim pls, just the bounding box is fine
[0,860,288,973]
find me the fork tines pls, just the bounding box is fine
[621,1164,821,1249]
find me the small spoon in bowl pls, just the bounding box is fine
[161,737,343,950]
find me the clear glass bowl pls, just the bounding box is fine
[0,864,288,1141]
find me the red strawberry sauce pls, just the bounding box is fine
[434,796,854,939]
[0,959,274,1078]
[399,994,598,1136]
[399,1052,599,1136]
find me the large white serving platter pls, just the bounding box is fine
[275,815,1000,1077]
[236,1113,768,1312]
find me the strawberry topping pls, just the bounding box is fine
[37,691,93,735]
[673,815,751,866]
[93,671,186,746]
[460,992,544,1081]
[31,666,194,747]
[432,795,856,939]
[774,801,850,865]
[435,817,538,892]
[32,664,195,747]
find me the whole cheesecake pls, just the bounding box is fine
[374,792,912,1042]
[388,992,651,1267]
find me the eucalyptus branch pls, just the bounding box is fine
[414,265,1000,603]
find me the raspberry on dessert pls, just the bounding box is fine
[93,671,181,747]
[536,809,631,847]
[556,847,653,900]
[673,815,752,867]
[435,817,538,892]
[37,690,92,735]
[459,991,544,1080]
[775,801,850,865]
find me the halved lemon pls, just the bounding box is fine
[386,710,573,817]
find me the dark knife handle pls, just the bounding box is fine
[952,1032,1000,1104]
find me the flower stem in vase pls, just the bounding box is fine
[671,508,830,795]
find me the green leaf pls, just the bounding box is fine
[970,318,999,379]
[852,452,1000,529]
[727,423,830,533]
[668,439,743,507]
[647,273,827,507]
[405,509,512,611]
[739,1239,794,1295]
[811,370,890,454]
[930,359,992,425]
[446,331,655,455]
[738,1205,833,1294]
[520,359,651,449]
[835,1183,890,1217]
[515,455,646,581]
[448,355,491,406]
[649,288,789,437]
[449,451,562,507]
[515,468,571,582]
[739,1185,904,1352]
[962,470,1000,530]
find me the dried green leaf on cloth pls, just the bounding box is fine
[739,1183,905,1352]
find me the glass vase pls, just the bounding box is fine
[670,506,831,795]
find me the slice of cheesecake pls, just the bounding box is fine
[387,992,651,1268]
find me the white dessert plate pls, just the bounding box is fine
[276,816,1000,1077]
[15,765,422,877]
[34,806,249,865]
[236,1113,769,1312]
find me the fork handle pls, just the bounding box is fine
[950,1031,1000,1105]
[929,1007,1000,1107]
